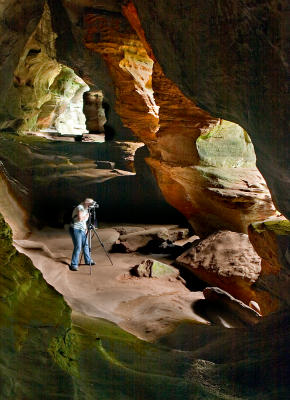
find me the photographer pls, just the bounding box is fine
[69,198,96,271]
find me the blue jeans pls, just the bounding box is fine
[69,227,92,267]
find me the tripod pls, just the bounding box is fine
[80,207,113,275]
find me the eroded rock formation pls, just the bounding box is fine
[0,3,89,135]
[0,0,289,398]
[84,4,277,236]
[132,0,290,222]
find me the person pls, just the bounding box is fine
[69,198,96,271]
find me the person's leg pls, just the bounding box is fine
[69,227,82,268]
[81,230,93,264]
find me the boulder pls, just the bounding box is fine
[176,230,276,314]
[202,287,261,327]
[133,259,179,279]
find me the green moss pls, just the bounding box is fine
[251,219,290,235]
[137,259,178,277]
[48,329,80,377]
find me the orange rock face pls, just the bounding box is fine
[84,13,159,143]
[84,5,276,236]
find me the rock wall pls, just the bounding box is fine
[0,0,279,237]
[48,0,137,141]
[0,0,45,102]
[0,3,89,135]
[132,0,290,221]
[82,3,276,236]
[249,218,290,309]
[128,0,289,299]
[0,212,74,398]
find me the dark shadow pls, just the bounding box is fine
[176,266,208,291]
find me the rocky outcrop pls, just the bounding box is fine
[0,3,89,135]
[176,230,278,314]
[83,4,276,236]
[113,226,189,253]
[83,90,106,133]
[249,218,290,309]
[132,0,290,223]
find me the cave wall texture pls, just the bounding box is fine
[0,2,89,134]
[0,1,287,291]
[132,0,289,220]
[0,0,289,398]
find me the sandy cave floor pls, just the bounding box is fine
[0,164,209,342]
[13,225,208,341]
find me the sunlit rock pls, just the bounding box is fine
[84,12,159,143]
[0,3,89,135]
[83,90,106,133]
[132,0,289,222]
[84,5,277,236]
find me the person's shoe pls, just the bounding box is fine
[69,265,78,271]
[85,261,95,266]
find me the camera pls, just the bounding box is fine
[88,201,99,209]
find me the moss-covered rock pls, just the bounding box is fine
[196,119,256,168]
[248,218,290,310]
[134,258,179,278]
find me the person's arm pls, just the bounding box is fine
[76,208,89,222]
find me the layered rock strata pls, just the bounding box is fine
[132,0,290,222]
[84,4,276,236]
